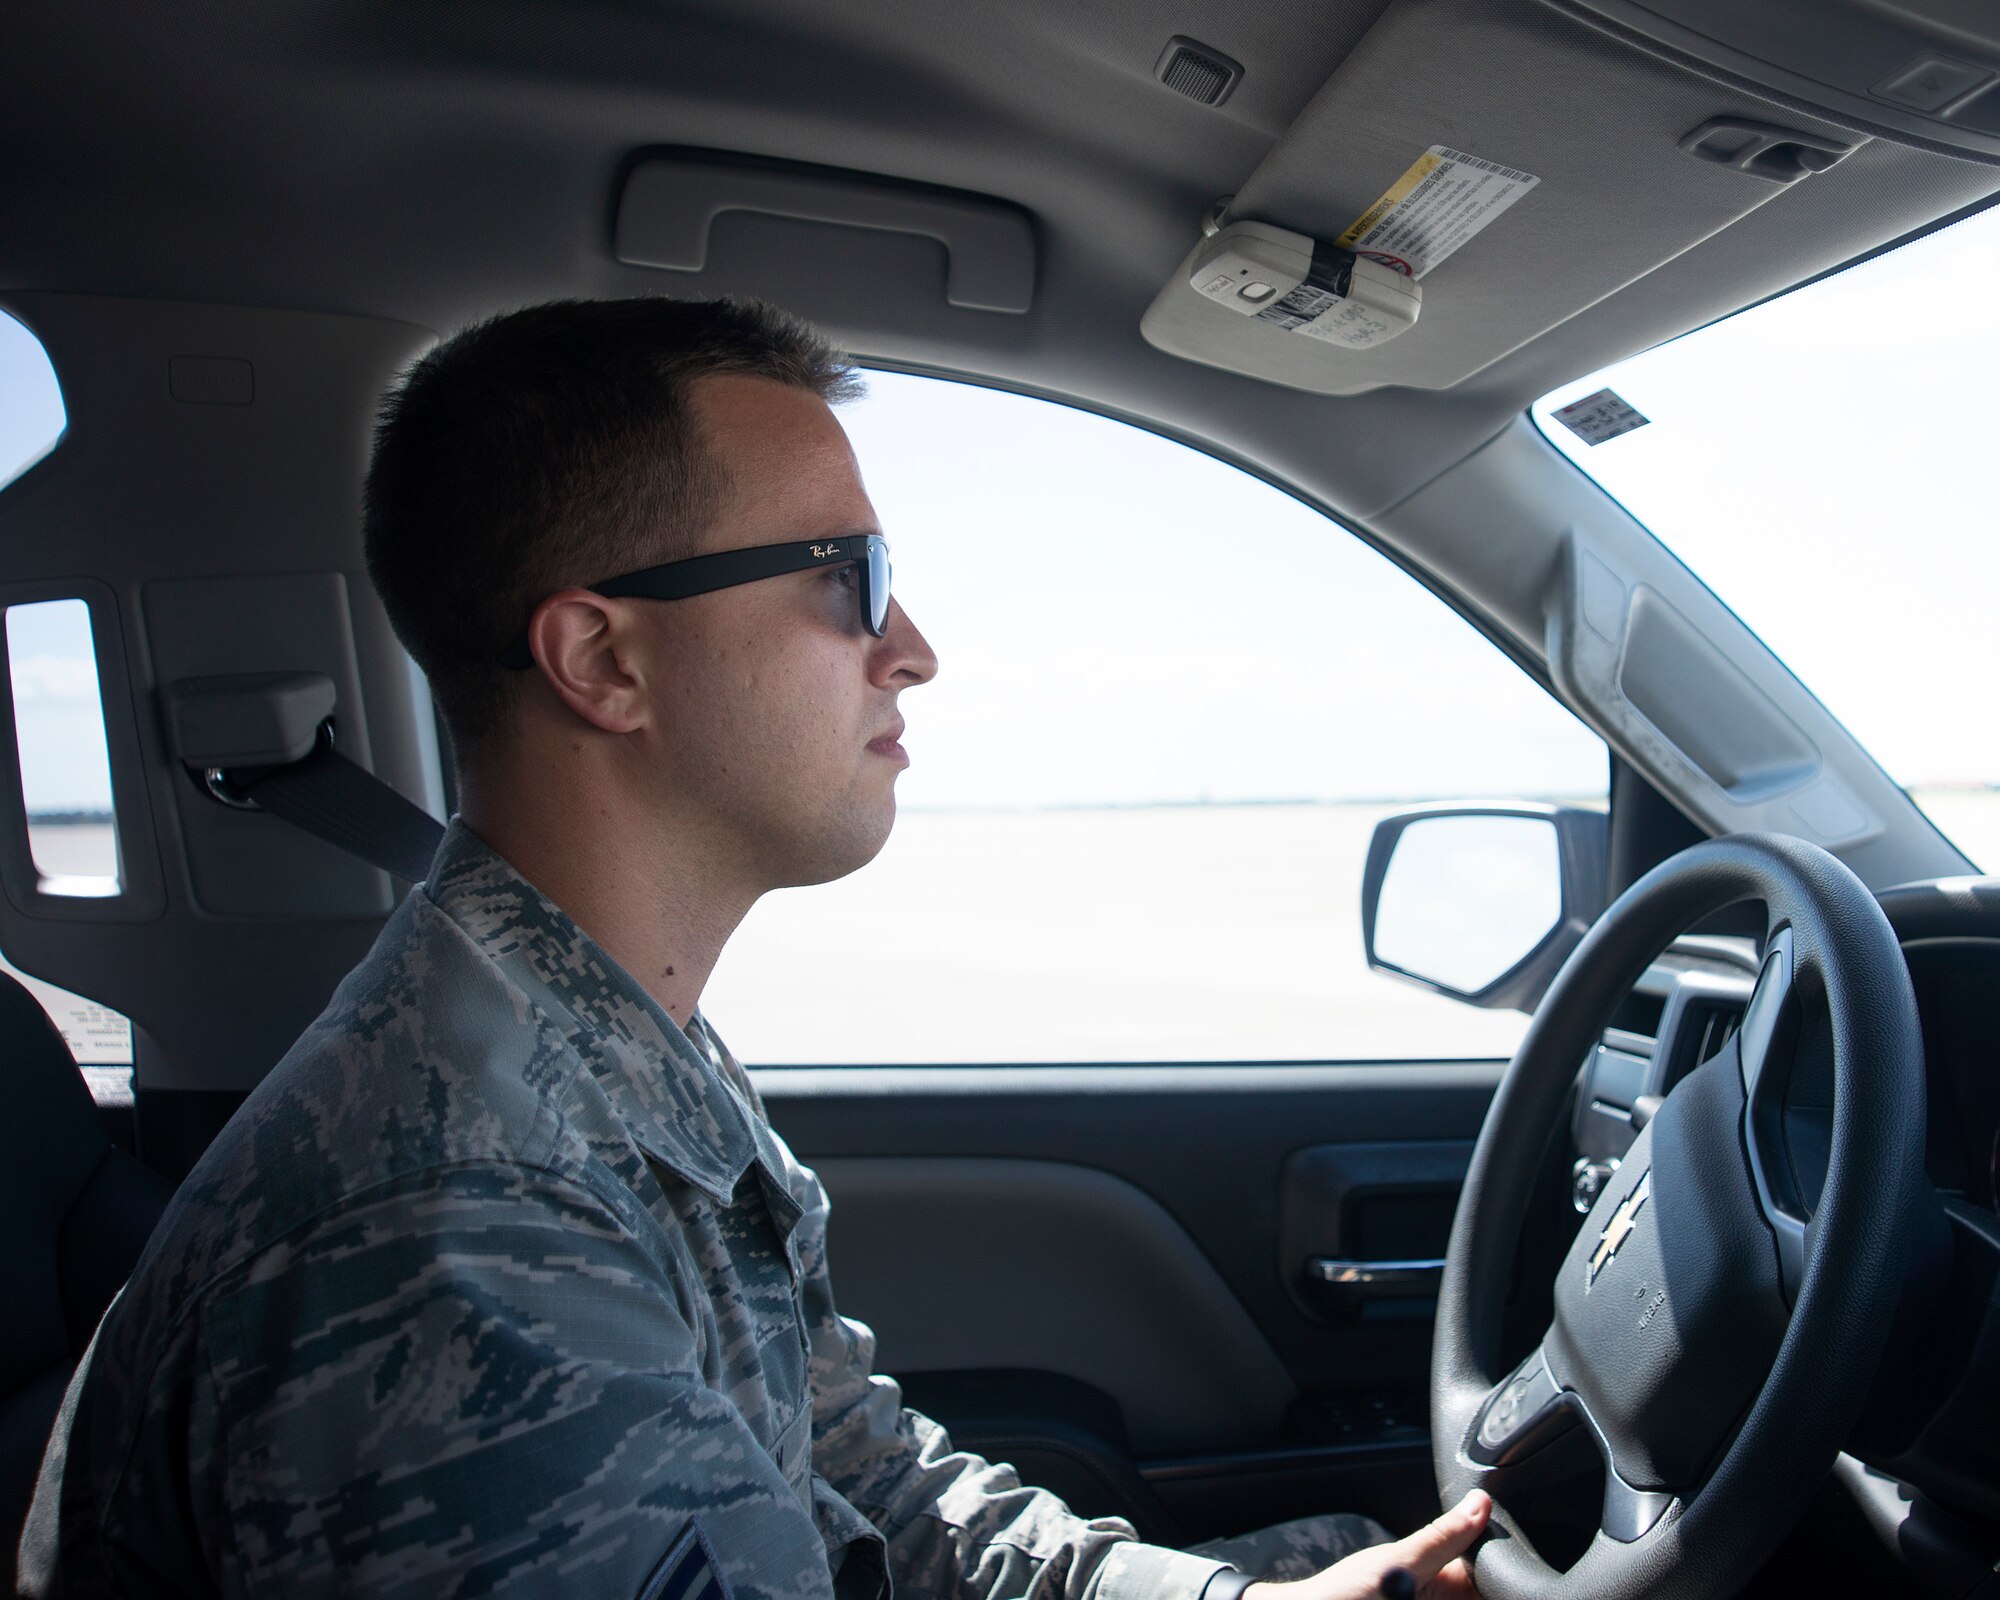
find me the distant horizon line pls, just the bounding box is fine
[21,779,1999,826]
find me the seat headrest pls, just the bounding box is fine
[0,968,106,1224]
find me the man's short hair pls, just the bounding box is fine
[364,296,862,757]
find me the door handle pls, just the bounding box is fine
[1305,1257,1445,1321]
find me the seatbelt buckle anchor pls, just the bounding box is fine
[202,717,337,811]
[165,670,339,797]
[163,671,445,882]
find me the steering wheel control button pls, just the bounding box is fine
[1571,1157,1617,1214]
[1470,1355,1566,1465]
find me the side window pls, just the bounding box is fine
[707,372,1608,1064]
[0,309,136,1080]
[0,308,66,491]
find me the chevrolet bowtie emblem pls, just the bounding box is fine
[1587,1168,1651,1292]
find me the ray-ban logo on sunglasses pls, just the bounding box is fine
[810,543,844,559]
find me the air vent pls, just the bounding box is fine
[1155,37,1242,107]
[1662,999,1744,1092]
[1604,988,1664,1049]
[1690,1004,1742,1067]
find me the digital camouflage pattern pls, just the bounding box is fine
[20,822,1259,1600]
[1187,1515,1389,1585]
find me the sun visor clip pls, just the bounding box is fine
[1187,220,1422,351]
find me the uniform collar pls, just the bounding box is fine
[424,818,766,1209]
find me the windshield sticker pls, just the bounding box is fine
[1336,145,1539,279]
[1551,388,1649,446]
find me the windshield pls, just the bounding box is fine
[1532,202,2000,871]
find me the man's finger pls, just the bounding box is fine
[1420,1556,1480,1599]
[1379,1491,1492,1584]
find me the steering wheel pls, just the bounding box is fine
[1431,833,1930,1600]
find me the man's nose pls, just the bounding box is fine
[873,598,938,687]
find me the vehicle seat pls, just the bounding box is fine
[0,971,173,1569]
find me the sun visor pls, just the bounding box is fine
[1141,0,1865,394]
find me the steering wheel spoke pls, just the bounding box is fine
[1599,1469,1678,1545]
[1732,926,1810,1300]
[1466,1343,1680,1547]
[1733,926,1793,1100]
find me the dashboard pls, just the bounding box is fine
[1574,878,2000,1218]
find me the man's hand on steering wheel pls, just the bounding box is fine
[1244,1492,1493,1600]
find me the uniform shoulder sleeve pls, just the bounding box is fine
[188,1160,831,1600]
[795,1173,1230,1600]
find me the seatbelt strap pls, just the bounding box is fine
[235,739,446,883]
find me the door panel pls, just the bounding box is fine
[813,1156,1295,1455]
[757,1061,1500,1539]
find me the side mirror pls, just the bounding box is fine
[1360,805,1607,1013]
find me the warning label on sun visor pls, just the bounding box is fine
[1336,146,1539,279]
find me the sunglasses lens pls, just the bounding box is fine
[868,538,891,635]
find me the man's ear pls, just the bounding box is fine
[525,588,651,735]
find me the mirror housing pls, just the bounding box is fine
[1361,804,1607,1013]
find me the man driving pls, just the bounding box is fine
[22,297,1488,1599]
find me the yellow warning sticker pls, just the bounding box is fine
[1335,152,1446,251]
[1336,145,1539,280]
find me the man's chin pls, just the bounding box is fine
[773,802,896,890]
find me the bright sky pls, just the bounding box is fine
[0,305,119,815]
[831,373,1605,808]
[5,599,114,814]
[0,313,62,490]
[1533,198,2000,795]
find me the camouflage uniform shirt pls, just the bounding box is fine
[21,822,1235,1600]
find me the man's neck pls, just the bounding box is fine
[459,772,756,1030]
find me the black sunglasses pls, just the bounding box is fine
[501,534,891,669]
